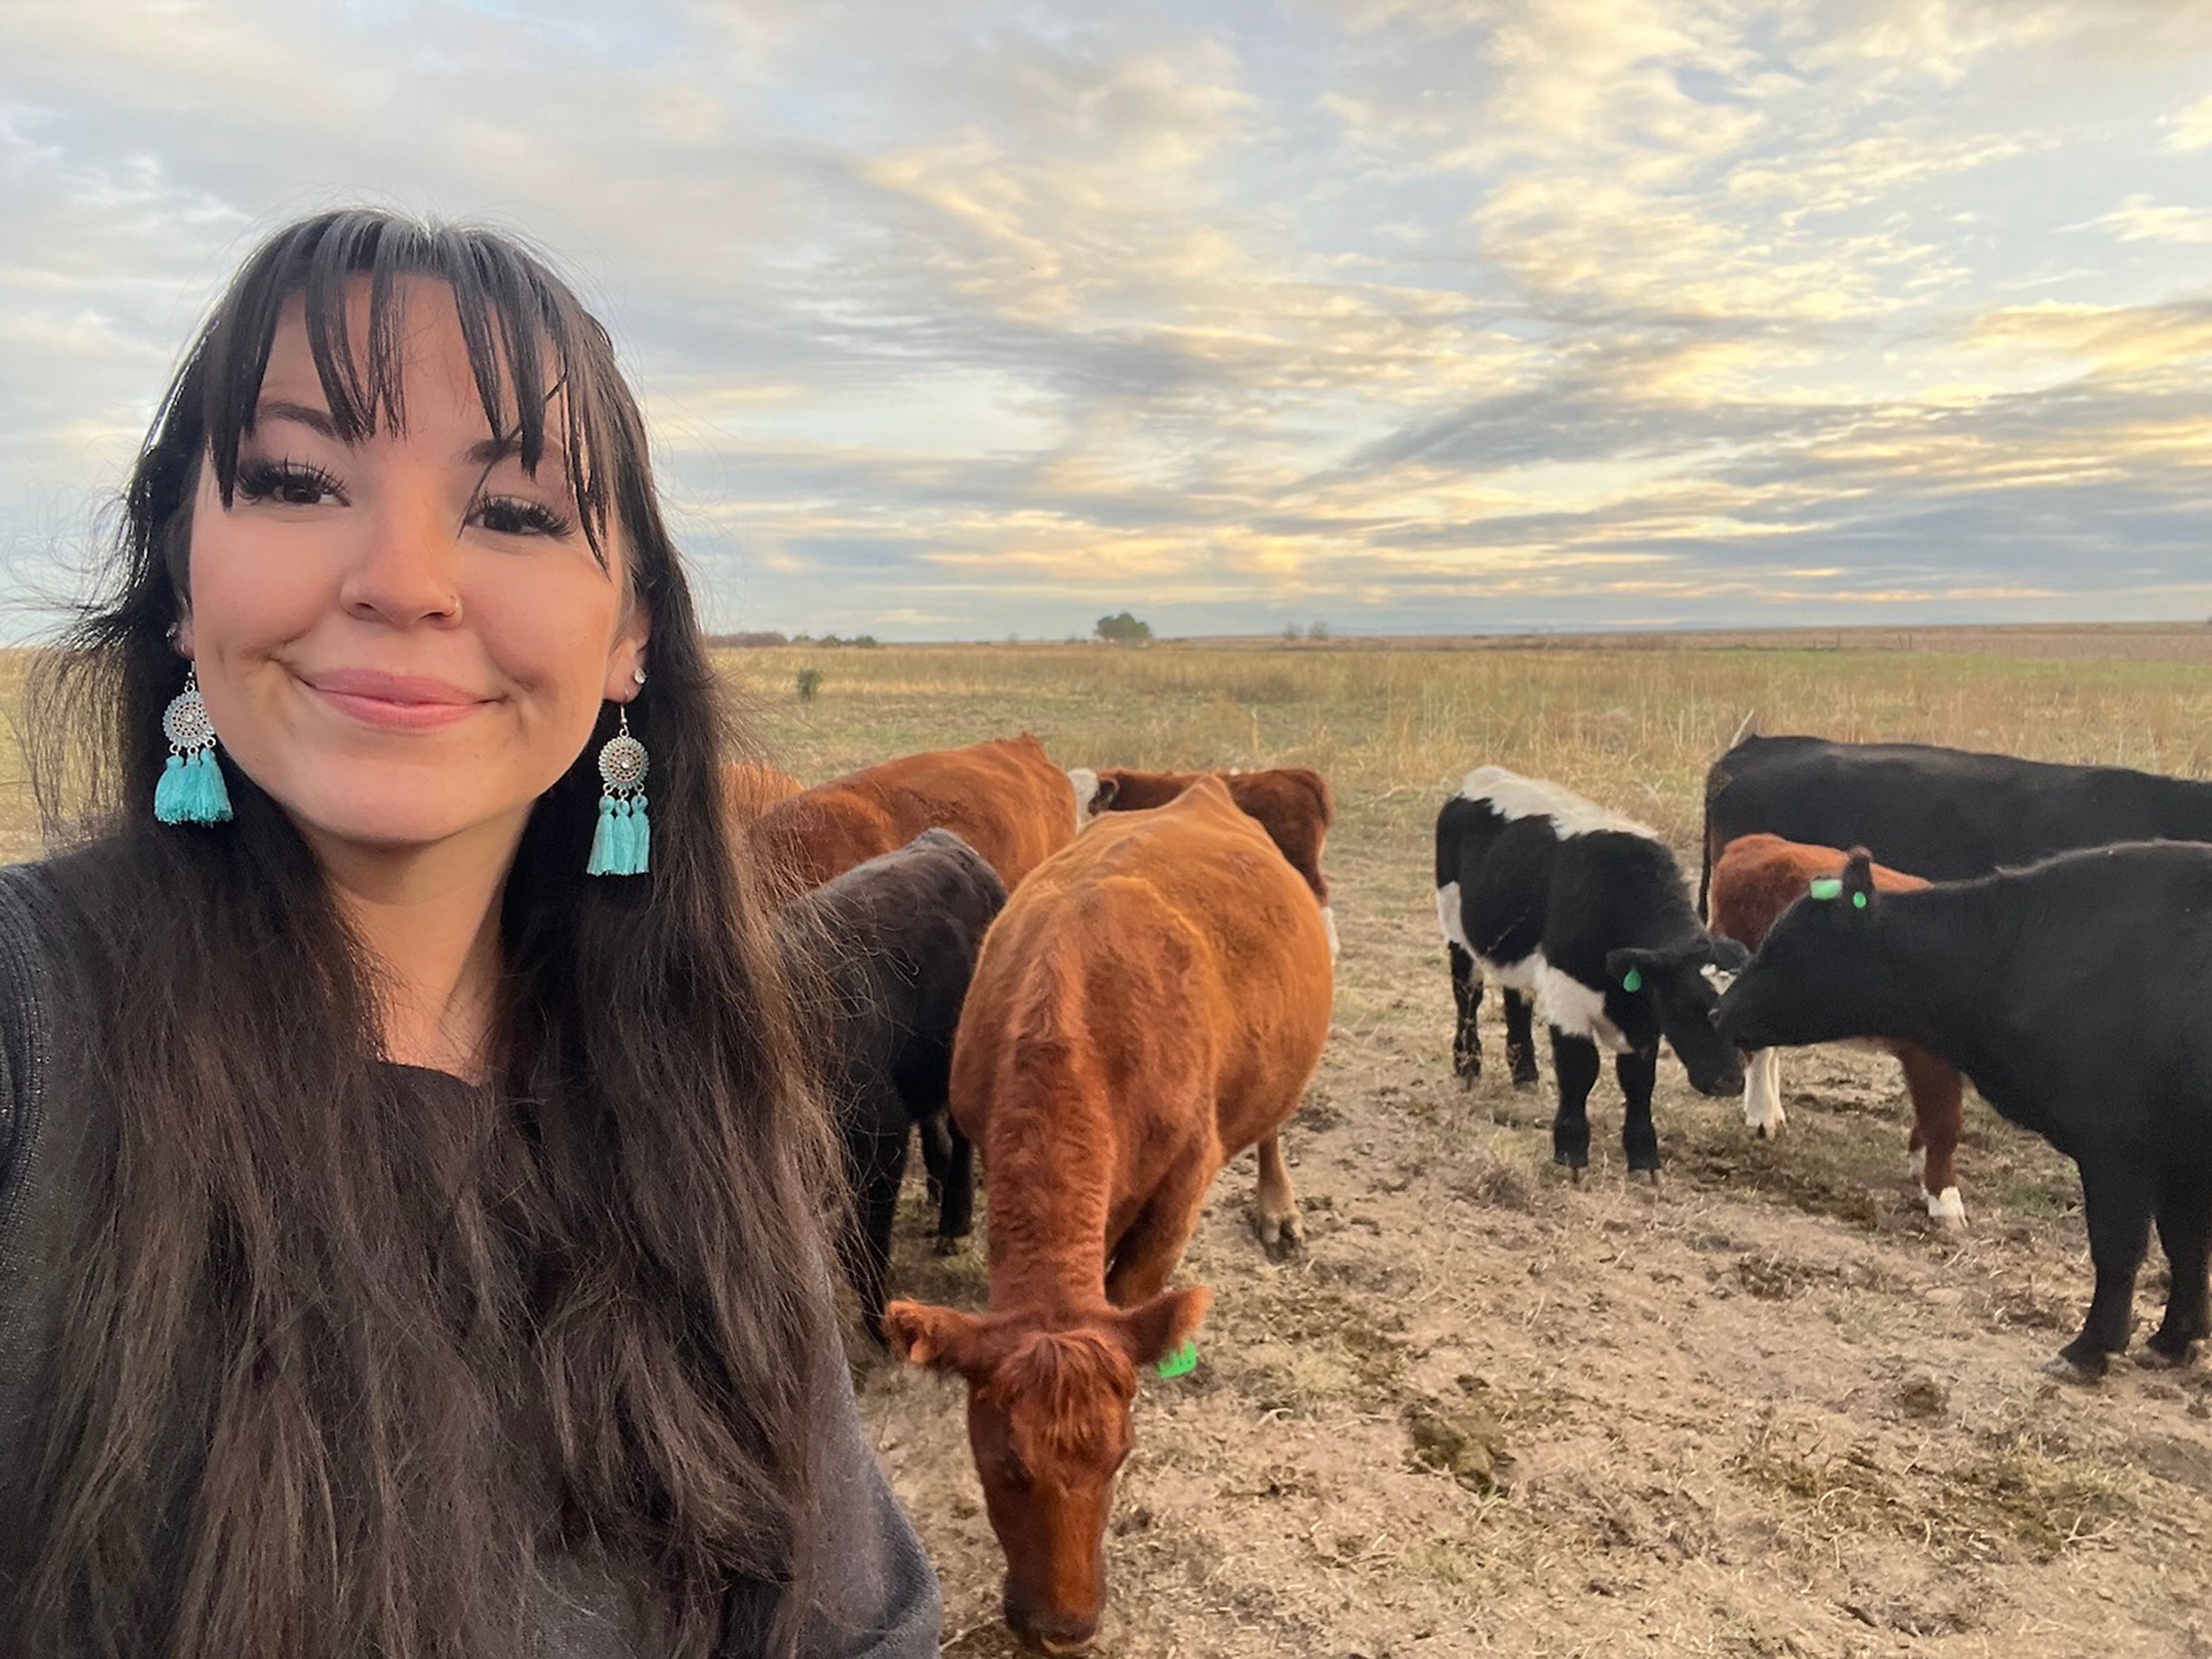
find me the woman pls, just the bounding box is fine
[0,210,939,1658]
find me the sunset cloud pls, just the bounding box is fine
[0,0,2206,637]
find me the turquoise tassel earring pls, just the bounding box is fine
[154,665,233,825]
[586,703,650,877]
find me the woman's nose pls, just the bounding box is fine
[338,488,464,627]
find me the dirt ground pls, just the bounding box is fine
[853,778,2212,1658]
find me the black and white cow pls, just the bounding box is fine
[1716,842,2212,1381]
[1701,733,2212,906]
[1436,767,1748,1177]
[778,827,1009,1341]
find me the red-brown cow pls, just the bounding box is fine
[1709,832,1967,1227]
[720,758,805,826]
[748,733,1076,898]
[883,778,1334,1654]
[1081,766,1337,956]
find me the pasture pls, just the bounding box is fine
[729,631,2212,1659]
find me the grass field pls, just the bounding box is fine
[723,630,2212,1658]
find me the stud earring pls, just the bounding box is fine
[154,665,233,825]
[586,704,650,876]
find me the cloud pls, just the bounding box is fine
[0,0,2207,638]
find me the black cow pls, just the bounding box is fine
[1716,843,2212,1381]
[778,828,1008,1340]
[1436,766,1748,1178]
[1700,733,2212,910]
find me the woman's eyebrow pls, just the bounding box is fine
[250,400,567,478]
[252,399,340,438]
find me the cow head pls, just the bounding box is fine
[882,1287,1210,1654]
[1066,768,1119,824]
[1606,933,1752,1097]
[1715,848,1887,1052]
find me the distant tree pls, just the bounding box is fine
[852,634,880,649]
[796,666,823,703]
[1306,620,1331,642]
[709,629,790,648]
[1094,612,1154,645]
[1282,623,1302,642]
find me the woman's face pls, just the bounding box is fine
[179,277,647,862]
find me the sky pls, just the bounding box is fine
[3,1,2209,641]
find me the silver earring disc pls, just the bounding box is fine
[599,730,648,790]
[162,684,214,751]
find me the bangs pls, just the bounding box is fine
[194,212,620,558]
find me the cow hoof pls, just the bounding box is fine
[1256,1211,1304,1262]
[1926,1188,1968,1230]
[1627,1167,1660,1188]
[1748,1115,1784,1141]
[2043,1350,2108,1385]
[932,1234,966,1258]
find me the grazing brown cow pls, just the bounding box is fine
[1709,833,1967,1227]
[882,778,1334,1654]
[748,733,1077,897]
[1082,766,1337,956]
[720,758,805,825]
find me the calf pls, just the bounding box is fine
[882,778,1333,1653]
[750,733,1077,899]
[1436,767,1747,1177]
[1700,733,2212,912]
[1082,764,1338,955]
[778,830,1007,1340]
[1709,834,1967,1227]
[1716,843,2212,1381]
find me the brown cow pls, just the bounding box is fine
[1081,765,1337,957]
[882,778,1334,1654]
[720,758,805,825]
[748,733,1077,897]
[1709,832,1967,1228]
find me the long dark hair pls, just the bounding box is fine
[16,210,838,1659]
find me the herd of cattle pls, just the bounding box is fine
[738,729,2212,1654]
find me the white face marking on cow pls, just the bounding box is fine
[1320,903,1340,961]
[1743,1048,1785,1138]
[1700,963,1738,995]
[1434,882,1469,952]
[1066,768,1103,827]
[1533,960,1632,1054]
[1453,764,1661,842]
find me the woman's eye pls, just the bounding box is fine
[236,458,344,508]
[473,495,575,539]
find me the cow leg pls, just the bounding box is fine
[1449,943,1483,1086]
[917,1110,953,1207]
[1104,1162,1212,1307]
[2144,1174,2212,1367]
[1899,1048,1966,1229]
[1252,1132,1303,1261]
[1502,989,1540,1088]
[1617,1047,1661,1180]
[2050,1154,2153,1381]
[931,1118,976,1254]
[842,1126,908,1345]
[1550,1027,1599,1177]
[1742,1047,1785,1140]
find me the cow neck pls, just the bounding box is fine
[981,1130,1116,1323]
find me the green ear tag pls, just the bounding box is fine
[1853,890,1868,909]
[1808,877,1843,901]
[1155,1338,1198,1380]
[1620,968,1643,994]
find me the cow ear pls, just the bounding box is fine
[1842,847,1877,912]
[881,1301,990,1376]
[1115,1285,1214,1370]
[1605,947,1658,994]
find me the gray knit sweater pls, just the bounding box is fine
[0,863,941,1657]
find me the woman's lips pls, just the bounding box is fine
[301,669,493,732]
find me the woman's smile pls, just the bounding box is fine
[297,667,497,732]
